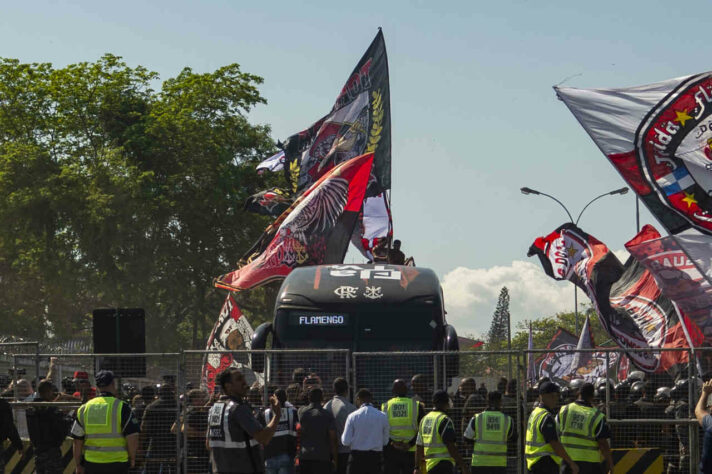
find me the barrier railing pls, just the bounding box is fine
[1,347,708,474]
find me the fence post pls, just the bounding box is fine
[689,347,697,474]
[433,354,438,396]
[605,351,610,419]
[345,350,351,402]
[12,354,18,400]
[264,352,272,407]
[176,354,184,474]
[351,353,357,402]
[35,342,40,387]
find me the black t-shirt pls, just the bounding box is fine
[298,403,336,461]
[185,406,209,458]
[539,410,558,444]
[142,398,178,457]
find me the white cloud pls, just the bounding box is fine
[442,249,630,339]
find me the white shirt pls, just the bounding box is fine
[340,403,389,452]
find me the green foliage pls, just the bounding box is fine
[486,287,510,349]
[510,306,609,351]
[0,55,282,350]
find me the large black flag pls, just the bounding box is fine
[282,30,391,197]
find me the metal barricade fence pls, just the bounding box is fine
[352,350,524,473]
[523,346,702,474]
[5,353,182,473]
[182,349,349,473]
[4,347,712,473]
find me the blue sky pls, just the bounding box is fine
[2,0,708,335]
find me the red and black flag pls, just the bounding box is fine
[529,223,693,373]
[536,326,619,384]
[202,295,258,391]
[244,187,292,217]
[282,30,390,196]
[215,153,373,292]
[280,30,392,257]
[556,74,712,291]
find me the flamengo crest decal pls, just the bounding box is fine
[636,74,712,233]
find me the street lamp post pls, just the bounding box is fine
[521,186,629,333]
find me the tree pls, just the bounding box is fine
[510,305,608,350]
[487,287,510,349]
[0,55,281,350]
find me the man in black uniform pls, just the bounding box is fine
[27,380,71,474]
[207,368,281,474]
[0,393,23,472]
[260,388,298,474]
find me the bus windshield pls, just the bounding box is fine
[274,307,439,351]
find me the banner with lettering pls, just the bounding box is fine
[529,223,694,373]
[555,74,712,290]
[625,224,710,345]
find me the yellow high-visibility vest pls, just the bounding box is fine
[525,406,561,470]
[382,396,419,452]
[470,410,511,467]
[419,411,454,472]
[78,396,128,464]
[558,402,605,463]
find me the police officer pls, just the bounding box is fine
[382,379,424,474]
[525,382,578,474]
[415,390,468,474]
[208,367,281,474]
[463,391,514,474]
[557,382,613,474]
[70,370,140,474]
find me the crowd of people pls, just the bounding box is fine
[2,361,712,473]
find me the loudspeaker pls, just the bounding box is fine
[92,308,146,378]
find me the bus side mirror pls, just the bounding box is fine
[444,324,459,380]
[251,322,272,373]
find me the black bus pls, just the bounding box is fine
[251,264,459,402]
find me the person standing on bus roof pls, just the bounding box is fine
[415,390,468,474]
[207,368,281,474]
[323,378,357,474]
[341,388,389,474]
[463,391,515,474]
[382,379,424,474]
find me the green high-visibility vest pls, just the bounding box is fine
[558,402,605,463]
[419,411,454,472]
[79,396,128,464]
[382,397,419,452]
[525,406,561,470]
[470,410,511,467]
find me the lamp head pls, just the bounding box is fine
[610,187,629,195]
[520,187,541,195]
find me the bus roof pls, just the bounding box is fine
[276,264,442,308]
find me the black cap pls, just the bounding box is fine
[433,390,450,405]
[539,381,560,395]
[95,370,115,387]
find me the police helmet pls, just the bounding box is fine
[560,386,572,401]
[614,381,630,399]
[596,379,614,399]
[670,378,689,401]
[630,380,645,399]
[568,378,585,392]
[654,386,672,403]
[627,371,645,383]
